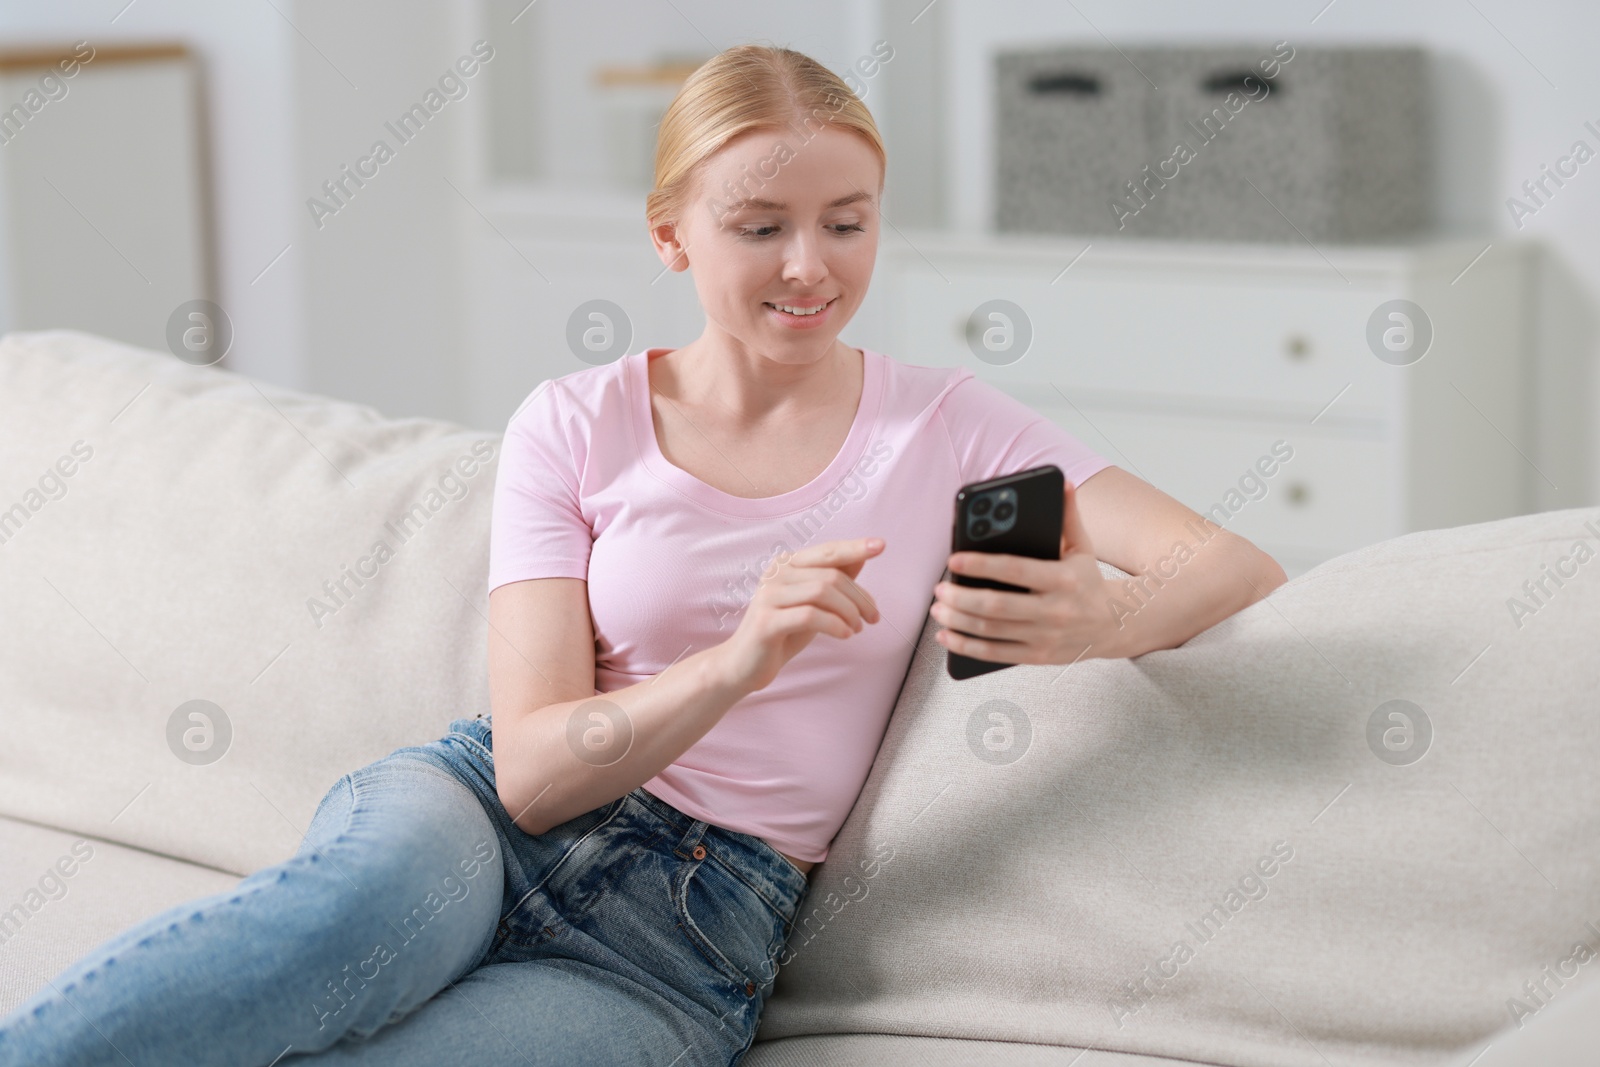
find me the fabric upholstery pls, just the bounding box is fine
[0,330,499,876]
[754,502,1600,1066]
[3,329,1596,1065]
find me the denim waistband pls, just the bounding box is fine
[448,715,811,923]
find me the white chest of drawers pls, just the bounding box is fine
[865,232,1537,576]
[462,192,1541,579]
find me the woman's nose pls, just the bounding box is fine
[782,233,827,286]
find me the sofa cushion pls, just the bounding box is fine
[755,506,1600,1066]
[0,815,241,1018]
[0,330,500,876]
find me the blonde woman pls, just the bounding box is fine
[0,44,1285,1066]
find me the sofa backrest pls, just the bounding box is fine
[758,500,1600,1065]
[0,330,501,875]
[7,329,1598,1065]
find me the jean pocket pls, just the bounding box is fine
[673,855,786,992]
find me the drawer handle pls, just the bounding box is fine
[1028,72,1101,96]
[1285,481,1311,506]
[1203,70,1283,98]
[1283,334,1312,361]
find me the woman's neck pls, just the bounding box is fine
[653,335,858,427]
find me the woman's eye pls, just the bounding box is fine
[737,222,865,239]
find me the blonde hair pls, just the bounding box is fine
[645,44,887,227]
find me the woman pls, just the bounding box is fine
[0,44,1285,1067]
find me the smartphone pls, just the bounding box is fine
[945,464,1064,680]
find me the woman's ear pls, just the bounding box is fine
[649,217,691,274]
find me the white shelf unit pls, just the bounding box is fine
[874,232,1537,577]
[462,197,1537,578]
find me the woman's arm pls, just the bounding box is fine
[1074,466,1288,657]
[490,537,884,835]
[490,577,752,837]
[931,466,1287,664]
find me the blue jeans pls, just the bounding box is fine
[0,715,812,1066]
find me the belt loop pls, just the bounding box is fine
[674,819,710,860]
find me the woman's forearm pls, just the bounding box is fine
[1102,529,1287,659]
[494,645,752,836]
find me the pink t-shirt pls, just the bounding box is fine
[487,347,1113,861]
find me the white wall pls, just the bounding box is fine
[0,0,1594,500]
[289,0,479,424]
[0,0,306,391]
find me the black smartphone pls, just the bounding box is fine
[945,464,1064,680]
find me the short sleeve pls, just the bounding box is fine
[487,380,592,595]
[937,372,1114,490]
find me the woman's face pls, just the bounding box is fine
[651,122,883,363]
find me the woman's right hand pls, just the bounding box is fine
[714,537,885,694]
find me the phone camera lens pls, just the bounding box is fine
[993,501,1014,522]
[971,517,991,538]
[971,496,992,517]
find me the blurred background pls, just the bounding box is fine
[0,0,1594,576]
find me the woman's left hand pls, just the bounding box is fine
[931,479,1123,666]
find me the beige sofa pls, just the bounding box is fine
[1,330,1596,1066]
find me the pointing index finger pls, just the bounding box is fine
[788,536,884,570]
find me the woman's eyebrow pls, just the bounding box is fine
[722,197,784,211]
[721,190,873,211]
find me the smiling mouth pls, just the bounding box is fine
[763,298,835,317]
